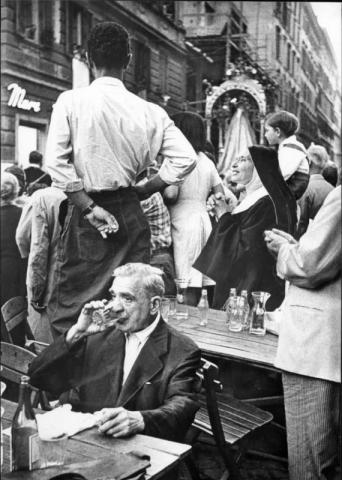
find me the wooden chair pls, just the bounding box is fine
[1,296,49,355]
[0,341,52,410]
[186,358,273,480]
[1,296,34,347]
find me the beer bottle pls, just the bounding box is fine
[11,376,39,471]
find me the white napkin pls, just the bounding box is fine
[265,309,282,336]
[36,404,98,440]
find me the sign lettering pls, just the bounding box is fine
[7,83,41,112]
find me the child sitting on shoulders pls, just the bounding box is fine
[265,110,309,200]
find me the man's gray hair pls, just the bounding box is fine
[308,144,329,170]
[113,263,165,297]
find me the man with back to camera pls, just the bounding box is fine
[297,144,333,237]
[45,22,197,338]
[28,263,201,442]
[24,150,52,190]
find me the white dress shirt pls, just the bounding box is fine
[278,135,309,180]
[45,77,197,193]
[122,314,160,385]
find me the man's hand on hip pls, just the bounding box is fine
[66,189,119,238]
[85,205,119,238]
[95,407,145,437]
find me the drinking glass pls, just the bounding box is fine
[164,295,177,317]
[249,291,271,336]
[160,298,170,322]
[175,279,189,319]
[39,434,68,469]
[92,303,117,329]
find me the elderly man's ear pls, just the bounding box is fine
[150,296,161,315]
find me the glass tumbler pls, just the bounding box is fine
[39,434,68,469]
[175,279,189,319]
[164,295,177,317]
[160,297,170,322]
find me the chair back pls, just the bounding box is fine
[1,296,33,347]
[0,341,51,410]
[198,358,226,450]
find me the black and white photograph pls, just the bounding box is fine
[1,1,341,479]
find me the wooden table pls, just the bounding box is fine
[168,306,279,371]
[2,399,191,480]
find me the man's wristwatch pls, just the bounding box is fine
[82,201,97,217]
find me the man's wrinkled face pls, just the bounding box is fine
[105,275,155,333]
[264,124,280,146]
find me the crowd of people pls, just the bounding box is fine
[1,21,340,480]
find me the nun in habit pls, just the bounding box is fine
[194,145,297,310]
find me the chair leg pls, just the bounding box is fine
[184,455,201,480]
[232,437,249,465]
[218,444,243,480]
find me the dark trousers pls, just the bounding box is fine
[48,188,150,338]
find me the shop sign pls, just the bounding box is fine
[7,83,41,112]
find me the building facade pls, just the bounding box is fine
[1,0,196,168]
[1,1,340,168]
[176,1,341,163]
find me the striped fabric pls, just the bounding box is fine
[282,372,340,480]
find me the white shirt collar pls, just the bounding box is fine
[91,77,125,88]
[279,135,297,148]
[125,313,160,344]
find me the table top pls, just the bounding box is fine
[2,399,191,480]
[168,306,279,370]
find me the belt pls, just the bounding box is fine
[89,187,136,202]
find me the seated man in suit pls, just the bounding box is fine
[29,263,201,442]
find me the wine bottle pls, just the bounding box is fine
[11,376,39,471]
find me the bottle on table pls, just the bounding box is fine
[225,288,237,325]
[197,289,209,326]
[11,375,39,471]
[228,295,243,332]
[240,290,250,331]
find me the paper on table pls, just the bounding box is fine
[36,404,97,440]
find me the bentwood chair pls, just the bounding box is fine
[186,358,273,480]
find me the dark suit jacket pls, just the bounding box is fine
[24,166,52,187]
[29,319,201,441]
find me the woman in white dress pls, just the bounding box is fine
[164,112,227,306]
